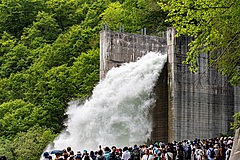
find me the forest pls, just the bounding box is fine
[0,0,239,159]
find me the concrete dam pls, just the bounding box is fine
[100,27,240,143]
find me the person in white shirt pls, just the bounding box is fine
[164,147,173,160]
[122,146,131,160]
[142,149,154,160]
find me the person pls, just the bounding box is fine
[207,144,215,160]
[122,147,131,160]
[119,148,123,157]
[115,151,122,160]
[96,150,106,160]
[141,149,154,160]
[83,152,92,160]
[194,143,201,160]
[225,145,231,160]
[43,152,52,160]
[109,146,117,160]
[197,150,207,160]
[128,146,133,160]
[132,145,140,160]
[176,144,185,160]
[213,144,220,160]
[104,147,111,160]
[67,147,72,155]
[160,150,166,160]
[82,150,88,158]
[62,149,69,160]
[139,145,145,160]
[68,150,75,160]
[54,152,62,160]
[75,151,82,160]
[184,143,191,160]
[90,151,97,160]
[148,150,155,160]
[164,147,173,160]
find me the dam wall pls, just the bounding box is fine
[100,28,240,143]
[167,27,237,142]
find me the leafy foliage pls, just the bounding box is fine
[6,0,240,159]
[0,100,36,137]
[231,112,240,129]
[0,125,57,160]
[21,11,62,48]
[158,0,240,86]
[0,44,33,78]
[69,48,100,99]
[101,0,167,35]
[0,0,46,37]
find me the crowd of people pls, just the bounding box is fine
[42,136,234,160]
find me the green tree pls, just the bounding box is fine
[32,25,96,70]
[0,0,46,37]
[28,65,71,132]
[101,0,167,34]
[0,100,36,137]
[69,48,100,99]
[0,31,17,56]
[0,73,32,102]
[0,125,57,160]
[21,11,62,48]
[158,0,240,86]
[45,0,90,31]
[0,44,33,78]
[100,1,125,31]
[81,0,111,29]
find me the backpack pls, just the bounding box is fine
[209,149,215,158]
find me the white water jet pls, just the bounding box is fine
[46,52,167,153]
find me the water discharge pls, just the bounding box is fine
[46,52,167,152]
